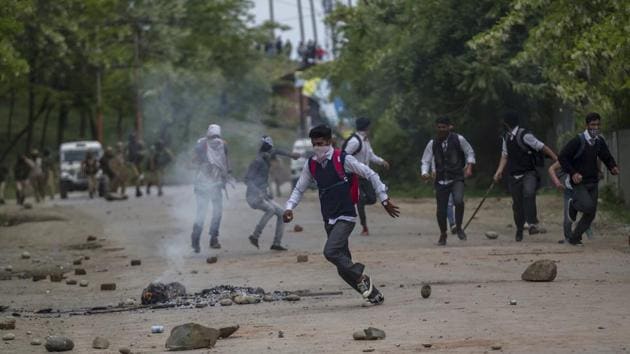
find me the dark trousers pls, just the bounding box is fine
[508,171,538,231]
[357,177,377,228]
[435,180,464,234]
[570,183,598,242]
[323,221,364,292]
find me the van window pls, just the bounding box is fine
[62,149,101,162]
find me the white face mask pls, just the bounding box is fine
[313,145,331,161]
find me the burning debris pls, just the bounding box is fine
[141,282,187,305]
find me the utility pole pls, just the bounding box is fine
[268,0,275,39]
[309,0,318,45]
[297,0,305,43]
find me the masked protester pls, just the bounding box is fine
[244,136,300,251]
[342,117,390,236]
[146,140,173,196]
[558,112,619,246]
[190,124,231,252]
[283,125,400,306]
[421,117,476,246]
[493,111,557,241]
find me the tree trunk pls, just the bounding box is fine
[57,104,69,147]
[79,108,87,138]
[116,108,124,141]
[88,107,97,140]
[39,103,55,150]
[25,79,36,151]
[7,88,16,141]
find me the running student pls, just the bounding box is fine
[283,125,400,305]
[342,117,390,236]
[558,112,619,246]
[421,117,476,246]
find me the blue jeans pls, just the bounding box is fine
[446,193,455,228]
[194,183,224,239]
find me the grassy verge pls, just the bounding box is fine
[599,185,630,224]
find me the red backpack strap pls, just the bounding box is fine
[309,157,317,178]
[336,149,360,205]
[331,149,346,181]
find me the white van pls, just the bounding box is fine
[59,141,105,198]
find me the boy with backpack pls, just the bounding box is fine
[421,117,476,245]
[493,111,557,241]
[558,112,619,245]
[342,117,390,236]
[283,125,400,305]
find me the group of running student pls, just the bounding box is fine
[189,111,618,306]
[420,112,619,247]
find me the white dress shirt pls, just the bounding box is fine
[420,133,476,184]
[285,147,389,224]
[501,126,544,156]
[344,131,386,167]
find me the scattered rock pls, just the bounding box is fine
[130,260,141,266]
[218,325,239,339]
[87,235,97,242]
[206,256,218,264]
[75,268,86,276]
[118,347,131,354]
[521,260,557,282]
[263,295,274,302]
[2,333,15,341]
[84,256,90,260]
[354,327,386,340]
[72,258,82,266]
[165,323,219,351]
[92,336,110,349]
[49,273,63,282]
[101,283,116,291]
[423,343,433,348]
[31,339,42,346]
[485,231,499,239]
[151,325,164,333]
[23,203,33,209]
[0,317,16,330]
[364,327,386,340]
[353,331,366,340]
[284,294,301,302]
[293,224,303,232]
[21,252,31,259]
[297,255,308,263]
[421,284,431,299]
[509,299,517,306]
[219,299,233,306]
[278,330,284,338]
[65,280,77,285]
[79,280,89,287]
[45,335,74,352]
[195,303,207,309]
[491,344,502,350]
[190,270,198,274]
[363,349,375,353]
[233,295,258,305]
[4,265,12,272]
[141,282,186,305]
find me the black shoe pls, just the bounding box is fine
[357,275,374,299]
[270,244,288,251]
[210,238,221,249]
[450,225,457,235]
[568,199,577,222]
[568,237,583,246]
[368,288,384,305]
[456,228,467,241]
[558,239,567,244]
[248,235,260,249]
[515,230,523,242]
[437,233,447,246]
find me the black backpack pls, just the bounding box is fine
[341,133,363,155]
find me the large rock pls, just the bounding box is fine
[92,336,110,349]
[165,323,219,351]
[521,260,557,282]
[0,317,16,330]
[233,295,258,305]
[45,336,74,352]
[218,325,239,339]
[141,282,186,305]
[353,327,386,340]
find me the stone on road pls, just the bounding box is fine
[92,336,110,349]
[522,259,557,282]
[165,323,219,351]
[0,317,16,330]
[421,284,431,298]
[218,325,240,339]
[45,335,74,352]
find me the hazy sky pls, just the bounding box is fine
[250,0,331,54]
